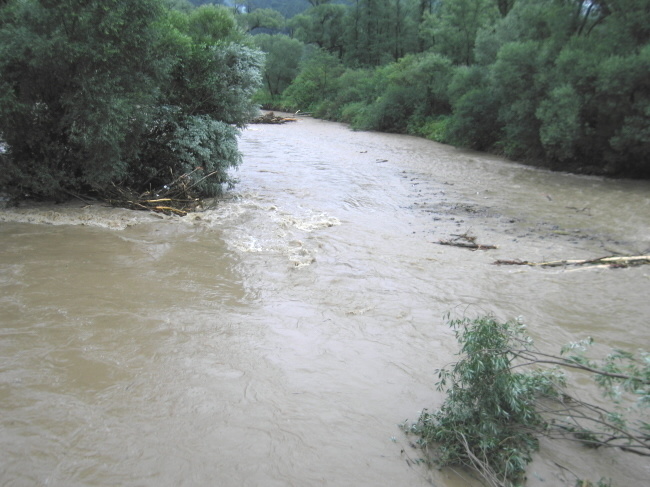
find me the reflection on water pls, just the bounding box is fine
[1,116,649,486]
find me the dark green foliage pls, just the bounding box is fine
[419,0,498,65]
[133,110,241,196]
[164,0,194,12]
[361,86,418,132]
[187,3,238,44]
[289,4,347,56]
[591,45,650,175]
[253,33,304,100]
[445,65,500,149]
[390,53,453,120]
[141,8,263,195]
[345,0,396,66]
[167,41,263,125]
[0,0,166,197]
[447,87,501,150]
[410,115,451,143]
[0,0,263,200]
[238,8,285,33]
[281,49,343,112]
[536,84,582,162]
[337,52,454,133]
[258,0,650,178]
[491,40,547,160]
[323,67,377,122]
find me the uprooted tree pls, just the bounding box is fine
[403,315,649,487]
[0,0,263,203]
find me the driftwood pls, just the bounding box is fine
[104,168,207,216]
[107,190,199,216]
[494,255,650,268]
[250,112,298,124]
[437,232,497,251]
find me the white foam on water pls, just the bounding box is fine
[190,192,340,267]
[0,191,340,269]
[281,212,341,232]
[0,202,167,230]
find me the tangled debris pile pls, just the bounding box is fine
[250,112,298,124]
[104,168,208,216]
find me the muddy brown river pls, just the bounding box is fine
[1,116,649,486]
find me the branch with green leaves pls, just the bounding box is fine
[403,315,649,487]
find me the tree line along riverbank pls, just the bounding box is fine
[248,0,649,179]
[1,1,648,209]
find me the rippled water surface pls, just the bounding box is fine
[1,116,649,486]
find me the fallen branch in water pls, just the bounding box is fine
[403,316,650,487]
[439,241,498,250]
[493,255,650,268]
[438,232,497,251]
[151,206,189,216]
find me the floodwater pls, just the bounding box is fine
[1,116,649,486]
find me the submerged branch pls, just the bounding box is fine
[493,255,650,268]
[438,232,497,251]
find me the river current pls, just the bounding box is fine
[1,116,649,486]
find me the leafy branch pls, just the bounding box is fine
[403,316,649,487]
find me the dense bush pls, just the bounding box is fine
[323,68,376,121]
[0,0,263,200]
[128,109,242,196]
[0,0,165,197]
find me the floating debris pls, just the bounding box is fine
[494,255,650,269]
[437,232,497,251]
[250,112,298,124]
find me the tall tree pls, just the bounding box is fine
[237,7,285,33]
[346,0,394,66]
[254,33,305,98]
[289,4,347,56]
[420,0,498,65]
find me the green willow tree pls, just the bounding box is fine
[419,0,498,65]
[0,0,263,199]
[253,33,305,102]
[237,7,285,34]
[0,0,167,197]
[289,4,347,57]
[405,315,650,487]
[475,0,650,173]
[282,48,344,111]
